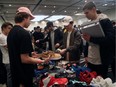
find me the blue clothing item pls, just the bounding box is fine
[5,64,12,87]
[34,69,48,77]
[71,65,91,77]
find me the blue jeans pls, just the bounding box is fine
[5,64,12,87]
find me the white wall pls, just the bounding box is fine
[0,17,4,33]
[103,8,116,21]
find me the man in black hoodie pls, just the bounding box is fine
[82,2,115,78]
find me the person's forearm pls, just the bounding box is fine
[21,56,44,64]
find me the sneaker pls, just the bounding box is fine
[79,71,97,84]
[40,74,68,87]
[90,76,114,87]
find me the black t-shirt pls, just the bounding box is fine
[7,25,34,87]
[33,31,44,48]
[33,31,44,41]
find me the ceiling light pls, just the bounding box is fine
[6,11,8,13]
[9,4,12,6]
[46,15,67,21]
[41,21,46,24]
[52,10,55,13]
[75,13,84,16]
[103,4,108,6]
[35,21,38,24]
[64,10,67,12]
[54,6,56,8]
[78,7,80,9]
[31,15,48,21]
[85,0,87,2]
[44,6,47,8]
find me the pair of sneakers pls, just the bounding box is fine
[90,76,116,87]
[40,74,68,87]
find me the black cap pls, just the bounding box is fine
[46,21,53,28]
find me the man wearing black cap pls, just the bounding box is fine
[82,2,115,78]
[37,21,63,51]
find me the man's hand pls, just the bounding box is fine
[36,40,39,43]
[84,57,88,66]
[60,49,67,55]
[44,55,51,63]
[31,52,39,58]
[82,33,91,41]
[55,43,60,48]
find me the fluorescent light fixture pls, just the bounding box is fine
[54,6,56,8]
[64,10,67,12]
[46,15,67,21]
[75,13,84,16]
[52,10,55,13]
[44,6,47,8]
[85,0,87,2]
[31,15,48,21]
[103,4,108,6]
[9,4,12,6]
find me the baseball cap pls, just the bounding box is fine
[16,7,35,20]
[46,21,54,28]
[62,16,73,26]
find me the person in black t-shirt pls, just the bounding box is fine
[7,7,50,87]
[33,26,44,53]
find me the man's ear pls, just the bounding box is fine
[2,28,5,33]
[93,7,96,12]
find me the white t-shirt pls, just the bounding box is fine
[66,31,72,60]
[50,31,55,51]
[66,32,72,48]
[87,14,108,65]
[0,33,10,64]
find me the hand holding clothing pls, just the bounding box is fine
[82,33,91,41]
[59,49,67,55]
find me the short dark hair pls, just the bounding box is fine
[46,21,53,28]
[83,2,96,10]
[70,21,74,24]
[36,26,40,29]
[1,22,13,31]
[14,12,30,23]
[96,9,102,14]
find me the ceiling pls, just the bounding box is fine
[0,0,115,22]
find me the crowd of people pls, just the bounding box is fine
[0,1,115,87]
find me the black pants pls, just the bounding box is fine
[87,62,109,79]
[111,57,115,80]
